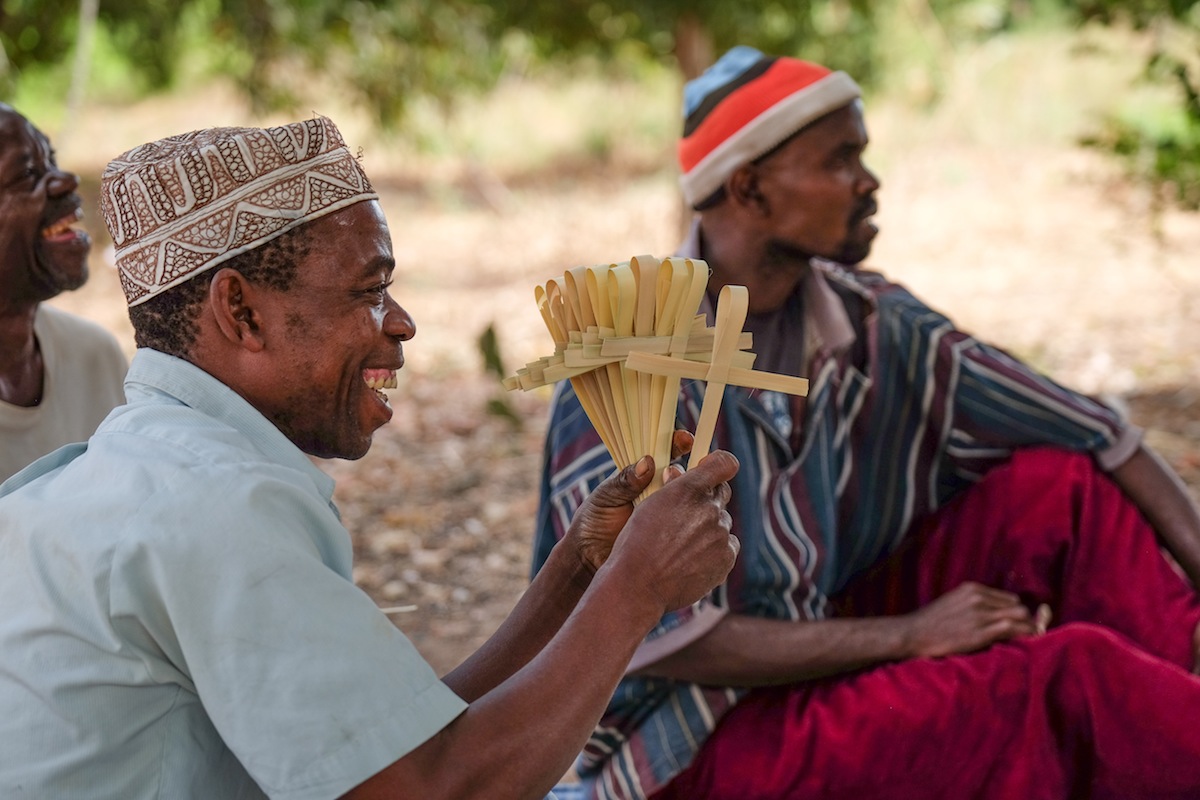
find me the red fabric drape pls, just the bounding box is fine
[654,448,1200,799]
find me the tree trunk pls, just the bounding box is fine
[61,0,100,151]
[672,14,714,237]
[674,13,713,81]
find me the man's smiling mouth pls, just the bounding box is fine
[41,208,85,241]
[364,368,398,398]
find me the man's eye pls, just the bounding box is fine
[5,168,36,189]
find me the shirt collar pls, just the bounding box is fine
[679,216,857,355]
[123,349,337,502]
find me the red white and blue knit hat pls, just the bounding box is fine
[678,46,861,207]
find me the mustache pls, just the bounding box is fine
[40,194,84,229]
[852,196,878,221]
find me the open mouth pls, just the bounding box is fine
[40,208,85,242]
[364,368,398,402]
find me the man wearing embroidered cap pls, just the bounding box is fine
[0,116,741,799]
[536,46,1200,798]
[0,104,127,482]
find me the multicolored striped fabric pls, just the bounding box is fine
[532,255,1134,800]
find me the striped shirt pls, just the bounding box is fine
[533,246,1136,800]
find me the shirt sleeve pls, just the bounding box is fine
[109,465,467,800]
[882,287,1137,485]
[951,340,1136,468]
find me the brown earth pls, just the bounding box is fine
[50,111,1200,676]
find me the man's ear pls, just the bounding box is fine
[726,163,769,217]
[209,268,266,353]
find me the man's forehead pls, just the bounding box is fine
[0,110,46,153]
[792,103,868,149]
[287,201,395,282]
[338,255,395,285]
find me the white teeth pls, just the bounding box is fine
[40,210,83,239]
[364,372,398,391]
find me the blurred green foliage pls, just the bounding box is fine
[0,0,1189,115]
[0,0,1196,203]
[477,321,521,427]
[1071,1,1200,208]
[0,0,1028,117]
[0,0,181,91]
[1082,50,1200,209]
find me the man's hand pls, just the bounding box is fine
[359,448,734,800]
[899,582,1039,659]
[566,430,696,573]
[601,449,741,613]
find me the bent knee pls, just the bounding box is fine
[1038,622,1140,668]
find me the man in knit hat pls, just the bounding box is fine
[535,46,1200,799]
[0,103,127,482]
[0,116,741,800]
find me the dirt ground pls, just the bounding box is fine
[49,116,1200,676]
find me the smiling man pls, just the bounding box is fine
[535,47,1200,799]
[0,104,127,482]
[0,117,741,799]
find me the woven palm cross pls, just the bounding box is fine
[505,255,809,498]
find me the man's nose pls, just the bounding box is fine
[46,167,80,197]
[385,299,416,341]
[857,162,881,194]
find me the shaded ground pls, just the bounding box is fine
[51,125,1200,676]
[1126,387,1200,491]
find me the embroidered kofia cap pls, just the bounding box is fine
[678,46,861,207]
[100,116,378,307]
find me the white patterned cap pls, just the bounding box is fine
[100,116,378,306]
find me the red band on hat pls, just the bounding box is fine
[678,60,834,173]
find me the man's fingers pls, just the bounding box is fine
[719,533,741,576]
[661,449,737,496]
[987,616,1038,641]
[593,455,655,506]
[1034,604,1052,635]
[670,430,695,461]
[682,449,740,486]
[954,581,1023,608]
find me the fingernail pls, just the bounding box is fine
[1035,604,1052,635]
[635,456,652,477]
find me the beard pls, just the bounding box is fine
[27,232,91,301]
[836,195,879,266]
[763,195,880,270]
[28,251,89,300]
[833,237,873,267]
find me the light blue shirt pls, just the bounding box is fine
[0,349,467,800]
